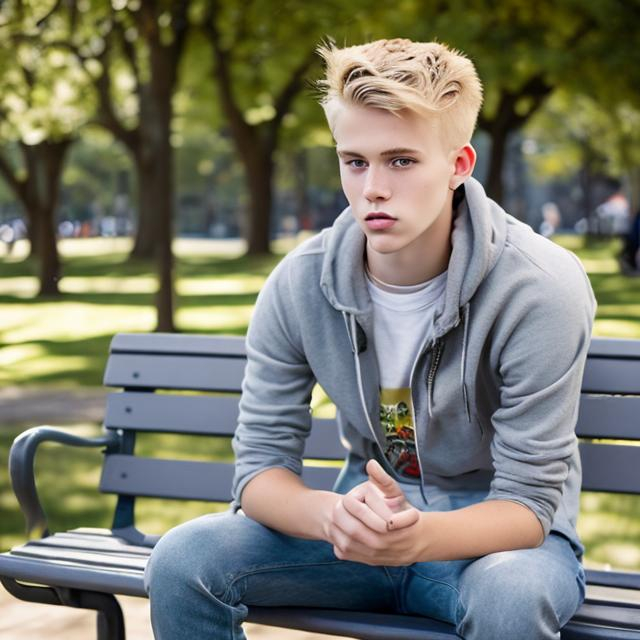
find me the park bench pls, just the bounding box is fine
[1,332,640,639]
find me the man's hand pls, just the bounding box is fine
[325,459,423,566]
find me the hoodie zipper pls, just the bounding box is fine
[427,339,445,420]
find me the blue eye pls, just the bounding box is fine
[347,159,367,169]
[392,158,415,167]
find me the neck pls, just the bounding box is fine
[365,201,454,286]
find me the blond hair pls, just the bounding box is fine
[316,38,483,150]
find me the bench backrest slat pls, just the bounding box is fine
[104,393,241,435]
[582,356,640,394]
[104,354,246,392]
[99,455,340,501]
[104,392,346,459]
[576,395,640,440]
[579,442,640,493]
[109,333,246,356]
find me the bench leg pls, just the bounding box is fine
[1,577,126,640]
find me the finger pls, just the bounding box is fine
[366,459,404,499]
[330,514,380,555]
[342,493,388,533]
[362,484,396,521]
[387,506,420,531]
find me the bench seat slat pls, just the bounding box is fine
[0,554,146,597]
[27,533,152,556]
[9,544,148,571]
[580,443,640,493]
[104,354,246,392]
[577,396,640,440]
[100,456,341,501]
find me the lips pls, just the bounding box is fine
[365,212,396,221]
[364,212,397,231]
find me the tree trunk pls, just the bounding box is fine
[245,149,274,255]
[129,155,159,259]
[35,200,61,296]
[294,148,310,230]
[484,124,509,204]
[20,140,72,296]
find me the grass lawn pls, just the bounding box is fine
[1,232,640,570]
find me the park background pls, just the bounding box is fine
[1,0,640,637]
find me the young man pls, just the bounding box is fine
[145,38,596,639]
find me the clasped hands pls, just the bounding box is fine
[324,459,424,566]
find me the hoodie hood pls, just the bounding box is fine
[319,176,508,337]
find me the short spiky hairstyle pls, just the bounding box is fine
[316,38,483,150]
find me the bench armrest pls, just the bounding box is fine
[9,426,121,539]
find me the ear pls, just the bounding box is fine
[449,144,477,190]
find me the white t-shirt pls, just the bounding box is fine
[365,267,447,478]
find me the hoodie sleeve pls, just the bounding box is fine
[230,256,316,512]
[486,250,596,537]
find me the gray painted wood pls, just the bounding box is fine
[582,358,640,394]
[100,456,341,501]
[10,544,148,571]
[110,332,246,356]
[577,396,640,440]
[104,392,345,458]
[588,337,640,359]
[104,392,240,435]
[104,354,247,391]
[580,442,640,493]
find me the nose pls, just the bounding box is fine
[362,167,391,202]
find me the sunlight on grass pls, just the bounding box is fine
[0,342,44,366]
[1,303,156,344]
[175,306,254,330]
[176,277,264,295]
[0,277,39,298]
[579,258,620,274]
[593,319,640,338]
[61,277,158,294]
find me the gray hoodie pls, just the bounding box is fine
[231,176,596,554]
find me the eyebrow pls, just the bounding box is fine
[336,147,421,158]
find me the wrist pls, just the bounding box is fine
[415,510,435,562]
[313,490,341,542]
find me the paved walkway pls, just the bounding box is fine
[0,386,109,426]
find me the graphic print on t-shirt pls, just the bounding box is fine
[380,387,420,478]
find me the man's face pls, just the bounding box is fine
[333,104,457,258]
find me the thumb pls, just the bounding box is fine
[366,459,403,499]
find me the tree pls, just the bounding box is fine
[51,0,193,330]
[0,1,87,295]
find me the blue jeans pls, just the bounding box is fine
[144,470,585,639]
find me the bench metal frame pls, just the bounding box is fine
[1,333,640,639]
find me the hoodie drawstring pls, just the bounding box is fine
[461,302,472,423]
[343,312,377,444]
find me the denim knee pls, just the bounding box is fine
[456,544,581,640]
[144,513,232,600]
